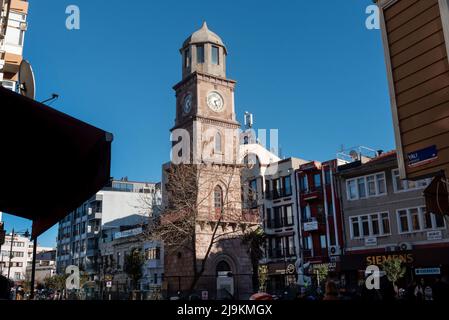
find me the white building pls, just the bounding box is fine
[0,232,54,282]
[56,179,161,276]
[0,0,29,91]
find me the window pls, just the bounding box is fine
[347,180,357,200]
[212,46,219,64]
[303,236,313,250]
[397,207,446,234]
[214,186,223,211]
[274,207,283,228]
[346,172,387,200]
[350,212,390,239]
[313,174,322,188]
[410,208,421,231]
[325,170,331,185]
[284,205,294,226]
[371,214,380,236]
[184,48,191,68]
[361,216,370,237]
[357,178,366,198]
[398,210,409,233]
[392,169,431,192]
[249,179,258,203]
[299,175,309,192]
[197,45,204,63]
[214,132,222,153]
[145,247,161,260]
[302,205,312,221]
[286,236,295,256]
[283,176,292,196]
[273,179,281,198]
[320,235,327,249]
[266,208,272,228]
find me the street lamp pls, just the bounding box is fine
[7,228,30,280]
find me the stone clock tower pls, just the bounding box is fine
[163,22,253,299]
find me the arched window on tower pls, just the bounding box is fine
[215,132,222,153]
[214,185,223,215]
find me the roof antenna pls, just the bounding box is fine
[41,93,59,105]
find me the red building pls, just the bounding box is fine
[296,159,344,276]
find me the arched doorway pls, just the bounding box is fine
[216,260,234,299]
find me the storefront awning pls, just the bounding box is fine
[0,86,113,238]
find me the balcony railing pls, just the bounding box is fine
[266,219,294,229]
[265,189,293,200]
[269,247,296,259]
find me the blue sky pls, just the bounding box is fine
[1,0,394,247]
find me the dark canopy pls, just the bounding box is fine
[0,86,112,238]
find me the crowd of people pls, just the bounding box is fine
[294,275,449,301]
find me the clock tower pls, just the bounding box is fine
[164,22,253,299]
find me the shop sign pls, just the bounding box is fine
[286,264,295,274]
[427,230,442,241]
[364,237,377,246]
[114,227,142,240]
[310,262,337,272]
[366,253,414,266]
[415,268,441,276]
[303,221,318,232]
[106,281,112,288]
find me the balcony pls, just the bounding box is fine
[269,247,296,259]
[10,0,29,14]
[1,52,22,73]
[265,189,292,200]
[300,187,323,201]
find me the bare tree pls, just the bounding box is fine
[144,162,258,292]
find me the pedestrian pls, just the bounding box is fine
[0,275,11,300]
[414,278,425,301]
[433,275,449,301]
[424,285,433,301]
[323,280,340,301]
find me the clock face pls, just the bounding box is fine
[183,93,192,114]
[207,91,224,112]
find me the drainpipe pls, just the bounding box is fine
[295,170,304,262]
[330,165,340,249]
[322,166,331,250]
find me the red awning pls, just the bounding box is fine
[0,86,113,238]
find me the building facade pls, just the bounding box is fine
[0,233,53,282]
[296,159,345,281]
[56,179,161,277]
[337,151,449,289]
[97,226,164,299]
[25,250,56,285]
[0,0,28,91]
[262,158,307,293]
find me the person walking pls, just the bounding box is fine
[323,280,340,301]
[0,275,11,300]
[414,278,425,301]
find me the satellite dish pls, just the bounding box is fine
[19,59,36,100]
[349,150,359,161]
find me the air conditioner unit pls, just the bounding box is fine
[385,246,397,252]
[329,245,341,256]
[398,242,413,251]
